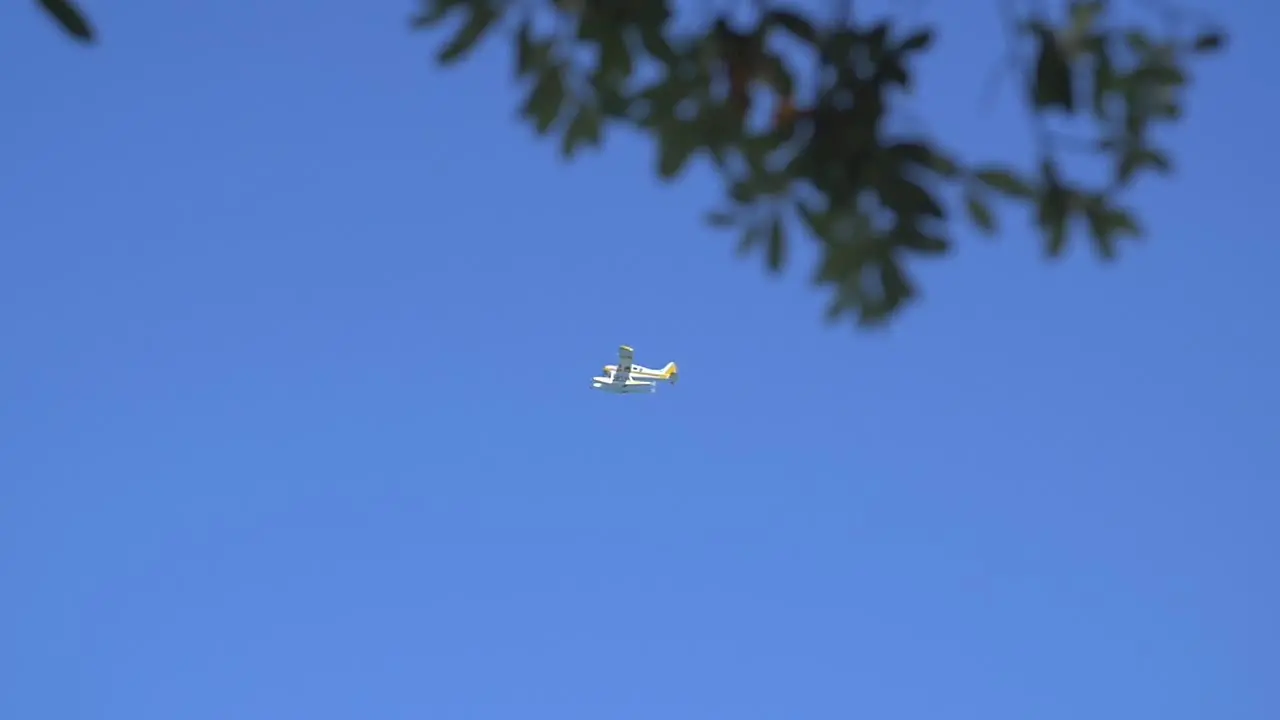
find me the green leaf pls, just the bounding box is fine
[925,148,961,178]
[814,244,862,285]
[766,10,817,45]
[520,65,567,134]
[1192,32,1225,53]
[965,193,997,234]
[437,4,498,64]
[1067,1,1105,38]
[876,257,915,318]
[1134,63,1187,88]
[1109,207,1141,237]
[973,167,1035,199]
[594,83,630,119]
[633,79,683,128]
[637,23,676,64]
[1139,147,1171,174]
[898,230,950,255]
[1116,146,1171,185]
[39,0,94,42]
[758,52,795,98]
[560,104,602,158]
[632,0,676,63]
[1083,198,1143,256]
[899,29,934,53]
[515,20,549,77]
[657,124,697,180]
[1082,197,1117,260]
[767,216,786,272]
[866,22,890,57]
[1038,185,1071,258]
[885,142,933,168]
[880,58,910,89]
[796,201,828,237]
[728,178,757,205]
[879,175,944,219]
[1031,26,1074,112]
[597,27,633,83]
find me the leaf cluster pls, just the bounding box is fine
[413,0,1225,327]
[38,0,95,43]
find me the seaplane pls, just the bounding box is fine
[591,345,679,394]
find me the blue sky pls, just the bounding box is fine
[2,1,1275,719]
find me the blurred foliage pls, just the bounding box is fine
[38,0,95,43]
[411,0,1226,326]
[39,0,1227,326]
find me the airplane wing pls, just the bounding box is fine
[616,345,634,380]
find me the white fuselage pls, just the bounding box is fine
[591,363,677,394]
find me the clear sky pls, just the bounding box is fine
[2,1,1275,719]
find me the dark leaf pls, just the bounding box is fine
[796,201,828,237]
[822,29,860,65]
[766,10,818,45]
[520,65,567,134]
[973,167,1035,199]
[1067,1,1105,36]
[1138,147,1172,174]
[1031,26,1074,112]
[706,210,736,228]
[634,79,682,128]
[629,0,676,64]
[1091,42,1114,118]
[638,23,677,64]
[1082,197,1117,259]
[576,10,604,42]
[876,257,915,317]
[759,52,795,97]
[866,22,890,57]
[657,124,697,180]
[515,20,550,77]
[881,60,910,88]
[886,142,934,168]
[597,27,633,83]
[965,193,997,234]
[767,215,786,272]
[1192,31,1225,53]
[1109,207,1141,237]
[1038,186,1071,257]
[899,230,950,255]
[437,4,498,64]
[729,178,757,205]
[899,29,934,53]
[1134,63,1187,88]
[814,244,861,285]
[879,175,945,219]
[1155,100,1183,120]
[39,0,94,42]
[1084,200,1142,255]
[1116,146,1171,184]
[925,148,961,178]
[594,83,630,119]
[737,224,766,257]
[560,104,602,158]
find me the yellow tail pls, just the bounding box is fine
[663,362,679,380]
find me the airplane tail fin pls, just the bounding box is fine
[663,362,679,383]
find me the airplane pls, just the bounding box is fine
[591,345,679,394]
